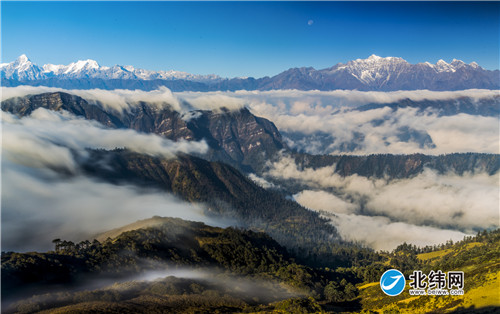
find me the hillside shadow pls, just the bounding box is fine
[321,299,362,312]
[448,306,500,313]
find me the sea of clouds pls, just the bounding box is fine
[2,86,499,251]
[265,156,498,251]
[177,89,500,155]
[1,108,218,252]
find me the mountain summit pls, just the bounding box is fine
[0,54,46,80]
[259,55,499,91]
[1,54,498,91]
[1,55,222,82]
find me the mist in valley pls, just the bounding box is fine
[2,86,499,252]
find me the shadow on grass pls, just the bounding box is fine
[322,299,363,312]
[448,305,500,314]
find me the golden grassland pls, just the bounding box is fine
[357,239,500,313]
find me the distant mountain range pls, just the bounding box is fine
[2,54,498,91]
[0,54,222,82]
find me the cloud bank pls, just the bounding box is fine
[3,108,208,172]
[179,88,500,109]
[2,86,499,251]
[267,156,498,250]
[4,86,498,155]
[178,89,500,155]
[1,109,216,252]
[323,212,469,252]
[2,168,219,252]
[2,86,245,114]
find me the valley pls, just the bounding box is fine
[2,2,499,312]
[1,86,499,312]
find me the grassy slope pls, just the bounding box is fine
[358,233,500,313]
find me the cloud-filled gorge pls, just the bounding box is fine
[266,156,499,251]
[1,109,217,252]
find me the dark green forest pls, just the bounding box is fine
[2,219,499,313]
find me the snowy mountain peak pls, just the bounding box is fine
[342,55,409,73]
[13,54,35,70]
[80,59,100,68]
[0,55,223,82]
[367,54,382,61]
[451,59,466,68]
[1,54,497,91]
[333,55,410,84]
[65,59,100,73]
[470,61,480,69]
[16,54,30,63]
[1,54,44,80]
[311,55,498,90]
[435,59,456,72]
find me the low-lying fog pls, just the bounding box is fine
[2,86,498,252]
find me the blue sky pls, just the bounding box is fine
[2,1,499,78]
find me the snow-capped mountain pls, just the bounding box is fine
[0,55,222,82]
[258,54,499,91]
[324,54,499,90]
[326,55,412,84]
[1,54,498,91]
[0,54,46,80]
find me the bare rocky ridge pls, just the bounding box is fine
[1,92,287,172]
[3,92,499,177]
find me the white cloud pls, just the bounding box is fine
[1,108,217,252]
[4,87,497,155]
[178,89,499,155]
[1,86,181,113]
[323,212,469,252]
[231,89,499,108]
[293,190,357,214]
[181,93,246,112]
[1,164,221,252]
[363,169,500,231]
[2,109,208,174]
[260,105,498,155]
[1,86,244,114]
[2,86,499,252]
[248,173,275,189]
[267,156,499,250]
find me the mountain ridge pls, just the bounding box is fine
[3,91,499,176]
[1,91,287,172]
[79,149,340,251]
[2,54,498,91]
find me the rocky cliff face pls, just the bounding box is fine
[0,92,122,128]
[1,92,287,172]
[3,92,498,178]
